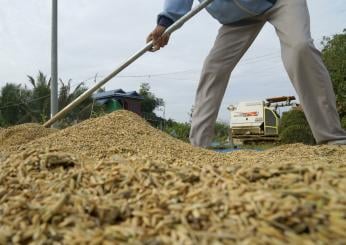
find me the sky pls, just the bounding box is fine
[0,0,345,122]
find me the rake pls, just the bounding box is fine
[44,0,214,127]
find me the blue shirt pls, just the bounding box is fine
[158,0,277,26]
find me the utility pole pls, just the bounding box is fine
[51,0,58,124]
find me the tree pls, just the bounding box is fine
[139,83,165,128]
[0,83,32,126]
[164,119,191,142]
[321,29,346,117]
[27,71,51,122]
[341,116,346,129]
[139,83,164,117]
[214,121,229,143]
[58,79,92,125]
[279,109,315,145]
[0,71,97,127]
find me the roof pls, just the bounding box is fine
[93,89,144,104]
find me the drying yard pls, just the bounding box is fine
[0,110,345,244]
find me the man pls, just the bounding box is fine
[147,0,346,147]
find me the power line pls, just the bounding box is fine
[111,44,308,82]
[71,52,282,84]
[0,47,314,111]
[44,53,282,90]
[119,69,197,78]
[0,62,285,110]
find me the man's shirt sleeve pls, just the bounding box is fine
[158,0,194,28]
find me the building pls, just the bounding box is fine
[93,89,144,115]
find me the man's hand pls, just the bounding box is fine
[146,25,170,52]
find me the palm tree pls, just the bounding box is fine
[27,71,51,122]
[0,83,32,126]
[0,72,96,127]
[58,79,92,125]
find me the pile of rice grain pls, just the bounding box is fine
[4,111,236,165]
[0,123,57,150]
[4,110,345,166]
[0,110,345,244]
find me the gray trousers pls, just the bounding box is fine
[190,0,346,147]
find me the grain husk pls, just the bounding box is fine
[0,110,345,244]
[0,123,57,149]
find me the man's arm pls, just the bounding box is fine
[158,0,194,27]
[147,0,194,51]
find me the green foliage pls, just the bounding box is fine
[341,116,346,129]
[0,83,32,126]
[213,122,229,143]
[90,104,107,118]
[321,29,346,117]
[280,125,315,145]
[163,120,230,143]
[164,119,191,142]
[27,71,51,122]
[279,109,309,131]
[58,79,92,126]
[0,113,6,127]
[139,83,166,128]
[0,72,94,127]
[279,109,315,145]
[139,83,164,118]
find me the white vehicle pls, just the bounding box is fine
[228,96,296,137]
